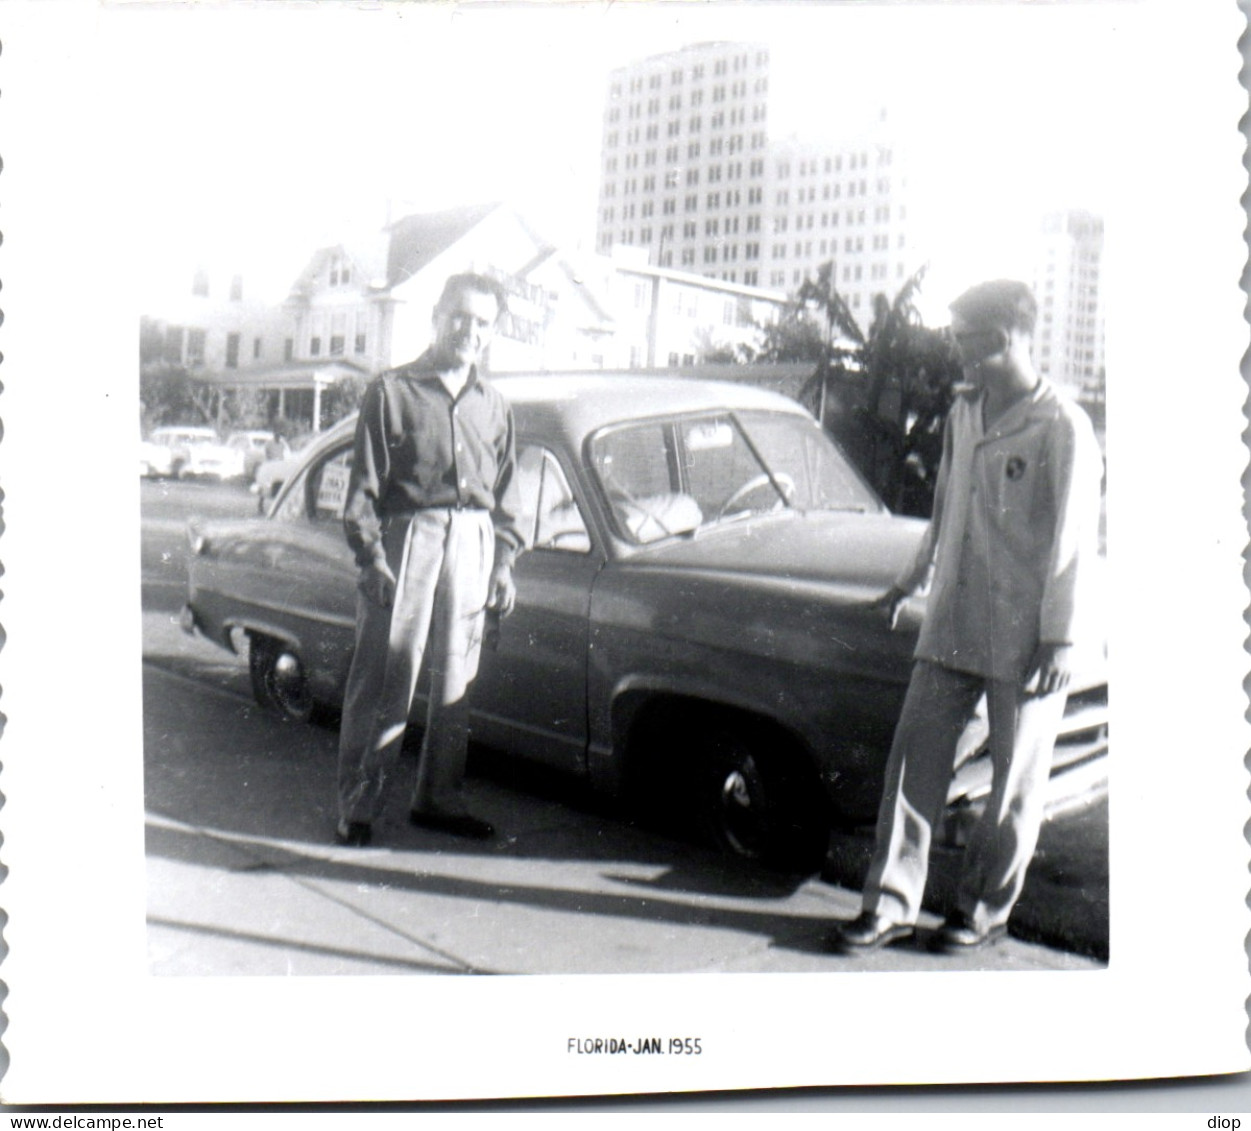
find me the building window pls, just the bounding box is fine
[225,332,240,369]
[330,335,345,356]
[310,336,322,357]
[191,269,209,297]
[252,337,262,360]
[284,338,294,362]
[185,328,206,367]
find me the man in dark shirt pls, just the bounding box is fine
[335,272,524,847]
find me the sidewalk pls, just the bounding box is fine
[144,665,1104,976]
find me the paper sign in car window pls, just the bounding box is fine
[686,421,734,450]
[317,458,350,518]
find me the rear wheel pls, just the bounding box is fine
[249,635,314,723]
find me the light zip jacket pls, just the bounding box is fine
[895,379,1103,683]
[343,354,524,571]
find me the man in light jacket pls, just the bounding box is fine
[831,278,1104,953]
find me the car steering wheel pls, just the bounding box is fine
[717,472,796,519]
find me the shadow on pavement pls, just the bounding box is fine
[145,820,839,966]
[142,662,814,905]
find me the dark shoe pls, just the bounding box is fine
[930,911,1008,953]
[408,809,495,841]
[828,911,914,953]
[334,819,372,847]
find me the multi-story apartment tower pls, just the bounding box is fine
[766,121,914,327]
[1032,209,1105,395]
[597,42,773,287]
[597,43,919,335]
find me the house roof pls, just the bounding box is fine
[200,358,372,389]
[286,202,508,302]
[385,201,505,288]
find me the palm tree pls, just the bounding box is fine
[791,263,963,517]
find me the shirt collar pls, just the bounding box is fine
[397,351,482,395]
[977,378,1054,442]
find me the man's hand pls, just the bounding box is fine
[1023,642,1073,696]
[487,562,516,619]
[869,585,910,631]
[358,560,397,609]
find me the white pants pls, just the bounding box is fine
[862,661,1068,931]
[337,509,494,825]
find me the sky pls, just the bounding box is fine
[111,2,1144,319]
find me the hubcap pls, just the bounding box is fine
[716,758,767,858]
[270,652,311,714]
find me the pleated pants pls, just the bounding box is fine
[861,660,1069,932]
[337,508,494,825]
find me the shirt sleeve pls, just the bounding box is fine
[894,410,953,594]
[343,377,392,570]
[1039,405,1104,644]
[490,401,526,571]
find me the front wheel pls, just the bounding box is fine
[690,723,829,874]
[249,635,314,723]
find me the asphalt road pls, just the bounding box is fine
[140,476,1107,974]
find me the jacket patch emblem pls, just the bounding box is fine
[1005,456,1027,481]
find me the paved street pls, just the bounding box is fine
[141,478,1107,975]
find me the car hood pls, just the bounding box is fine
[628,509,928,596]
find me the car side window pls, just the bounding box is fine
[273,445,353,524]
[590,422,703,543]
[516,444,590,553]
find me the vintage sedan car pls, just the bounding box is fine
[139,437,175,478]
[152,425,246,481]
[226,430,287,483]
[182,374,1107,870]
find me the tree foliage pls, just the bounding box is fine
[319,374,369,430]
[757,264,963,517]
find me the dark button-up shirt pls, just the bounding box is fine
[343,353,525,571]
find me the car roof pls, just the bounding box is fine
[153,425,216,437]
[491,373,810,441]
[302,373,812,457]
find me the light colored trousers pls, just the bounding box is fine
[337,508,494,825]
[862,660,1068,932]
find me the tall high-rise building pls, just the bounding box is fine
[596,43,919,331]
[1032,209,1105,395]
[597,43,773,286]
[765,123,914,326]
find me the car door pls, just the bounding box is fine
[470,441,602,774]
[259,441,360,699]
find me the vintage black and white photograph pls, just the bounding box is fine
[1,0,1247,1106]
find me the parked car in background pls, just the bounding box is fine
[150,425,246,481]
[139,436,175,478]
[182,374,1108,871]
[226,430,288,483]
[252,436,314,513]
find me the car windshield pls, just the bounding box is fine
[589,409,880,544]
